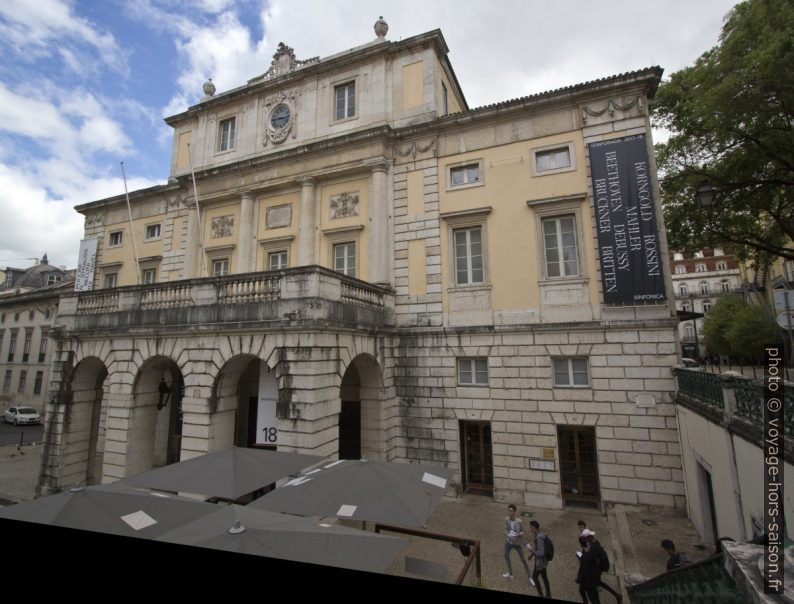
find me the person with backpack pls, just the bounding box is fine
[576,523,622,603]
[526,520,552,598]
[576,529,613,604]
[661,539,692,571]
[502,504,533,583]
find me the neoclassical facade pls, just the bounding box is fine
[39,22,684,511]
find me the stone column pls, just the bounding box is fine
[237,191,255,273]
[366,158,390,285]
[297,177,316,266]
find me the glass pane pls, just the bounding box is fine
[451,168,463,186]
[573,370,589,386]
[536,152,551,171]
[347,85,355,117]
[467,165,479,182]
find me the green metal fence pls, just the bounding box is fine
[674,369,725,409]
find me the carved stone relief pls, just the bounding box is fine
[266,204,292,229]
[263,88,300,146]
[84,214,104,227]
[330,192,359,220]
[394,139,436,159]
[211,215,234,238]
[581,96,644,125]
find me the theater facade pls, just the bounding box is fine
[39,21,684,511]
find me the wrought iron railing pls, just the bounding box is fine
[674,369,725,409]
[733,379,764,424]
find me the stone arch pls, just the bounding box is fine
[129,355,184,476]
[339,353,385,460]
[59,356,108,487]
[210,354,279,451]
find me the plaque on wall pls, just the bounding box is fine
[329,192,359,219]
[266,204,292,229]
[211,215,234,238]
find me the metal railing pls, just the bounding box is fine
[674,368,725,409]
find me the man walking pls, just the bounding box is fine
[577,522,622,603]
[527,520,552,598]
[502,504,532,584]
[577,529,604,604]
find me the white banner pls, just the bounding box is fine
[256,360,278,445]
[75,238,99,291]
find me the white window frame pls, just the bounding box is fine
[46,274,62,285]
[682,303,691,312]
[531,141,576,176]
[453,227,485,286]
[205,244,235,276]
[679,283,689,297]
[333,242,357,278]
[334,80,356,122]
[699,282,709,295]
[218,116,236,152]
[212,258,230,277]
[716,262,727,271]
[108,230,123,247]
[259,236,294,271]
[703,301,712,314]
[675,266,686,274]
[541,215,580,279]
[446,159,484,191]
[457,358,488,386]
[553,357,590,388]
[440,207,492,292]
[528,194,588,285]
[721,280,731,293]
[145,223,161,241]
[104,273,118,289]
[268,251,289,271]
[323,226,363,279]
[141,268,157,284]
[18,370,26,394]
[695,264,707,272]
[684,325,695,338]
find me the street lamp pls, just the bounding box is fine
[696,181,714,207]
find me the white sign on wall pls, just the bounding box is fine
[256,360,278,445]
[75,238,99,291]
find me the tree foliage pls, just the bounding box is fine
[654,0,794,264]
[703,295,779,361]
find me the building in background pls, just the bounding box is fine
[0,255,74,414]
[40,20,683,512]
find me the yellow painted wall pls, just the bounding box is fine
[256,191,300,270]
[100,215,167,286]
[408,240,427,295]
[406,170,424,215]
[203,203,241,273]
[402,61,424,110]
[437,63,461,115]
[319,178,369,281]
[438,133,597,312]
[176,131,192,170]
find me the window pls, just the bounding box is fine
[441,81,449,116]
[684,325,695,338]
[458,358,488,386]
[18,370,26,393]
[694,251,704,258]
[4,273,12,288]
[108,231,123,246]
[553,358,589,387]
[535,147,571,172]
[47,275,62,285]
[454,227,484,285]
[142,268,156,284]
[675,266,686,274]
[542,216,579,278]
[695,264,707,272]
[8,331,17,362]
[3,370,10,392]
[721,280,731,293]
[679,283,689,297]
[33,371,43,395]
[335,81,356,120]
[699,282,709,295]
[449,163,481,187]
[145,224,161,240]
[23,331,31,362]
[38,334,47,363]
[268,251,288,271]
[703,302,712,314]
[716,261,727,271]
[104,273,118,289]
[334,242,356,278]
[212,258,229,277]
[218,117,236,151]
[682,303,691,312]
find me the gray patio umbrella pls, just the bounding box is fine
[123,446,324,500]
[0,482,219,538]
[156,504,406,574]
[249,459,454,527]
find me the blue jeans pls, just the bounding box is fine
[504,541,530,576]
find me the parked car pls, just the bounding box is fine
[2,407,41,425]
[681,358,704,370]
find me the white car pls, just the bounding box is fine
[2,406,41,425]
[681,358,704,371]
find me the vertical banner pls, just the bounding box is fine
[256,360,278,446]
[74,238,99,291]
[764,347,784,594]
[588,135,666,304]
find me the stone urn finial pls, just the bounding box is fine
[374,16,388,39]
[202,78,216,99]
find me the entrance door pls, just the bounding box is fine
[697,462,719,545]
[461,421,493,494]
[558,426,600,506]
[339,400,361,459]
[166,375,184,465]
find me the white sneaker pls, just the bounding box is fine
[502,573,513,579]
[529,577,536,586]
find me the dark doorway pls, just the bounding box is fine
[558,426,600,507]
[697,462,719,545]
[460,421,493,494]
[339,400,361,459]
[166,373,184,465]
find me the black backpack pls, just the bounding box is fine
[543,534,555,562]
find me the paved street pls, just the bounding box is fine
[0,422,43,447]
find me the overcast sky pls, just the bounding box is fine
[0,0,739,269]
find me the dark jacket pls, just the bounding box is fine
[576,541,604,588]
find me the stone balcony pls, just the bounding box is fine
[56,266,394,335]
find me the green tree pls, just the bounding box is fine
[654,0,794,263]
[703,295,779,361]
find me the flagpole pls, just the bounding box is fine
[120,162,142,285]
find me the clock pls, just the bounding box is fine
[270,104,291,129]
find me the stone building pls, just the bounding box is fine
[0,255,74,413]
[39,21,684,511]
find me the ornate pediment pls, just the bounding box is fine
[250,43,320,83]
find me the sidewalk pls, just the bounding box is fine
[0,442,41,505]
